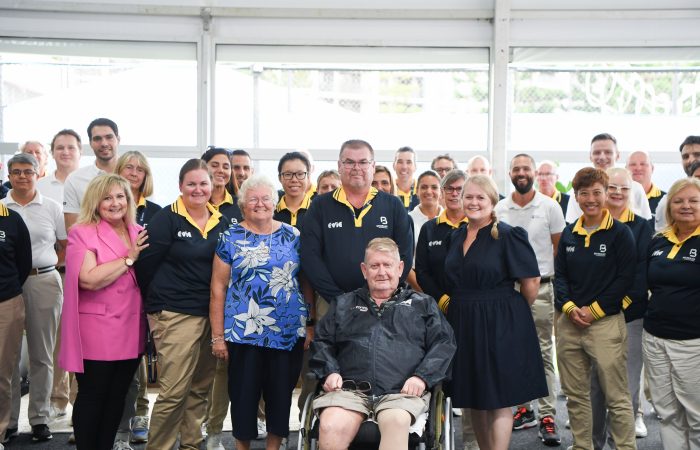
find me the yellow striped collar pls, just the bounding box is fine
[647,184,662,199]
[617,208,635,223]
[171,196,222,238]
[332,186,378,227]
[0,203,8,216]
[572,209,613,247]
[551,190,561,203]
[436,209,468,228]
[661,224,700,259]
[210,190,234,210]
[396,179,417,208]
[137,195,146,208]
[276,190,313,213]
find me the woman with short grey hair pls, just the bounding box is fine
[211,174,312,450]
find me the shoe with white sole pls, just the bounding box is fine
[635,414,648,438]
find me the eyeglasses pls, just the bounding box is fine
[341,379,372,394]
[280,171,308,180]
[246,196,274,206]
[537,172,555,177]
[9,169,36,177]
[443,186,463,194]
[607,184,631,193]
[341,159,373,169]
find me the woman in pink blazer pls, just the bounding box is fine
[59,173,149,450]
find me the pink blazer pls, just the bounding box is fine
[59,219,146,373]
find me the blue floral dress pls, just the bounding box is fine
[216,222,308,351]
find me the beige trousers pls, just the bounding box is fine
[146,311,216,450]
[556,312,636,450]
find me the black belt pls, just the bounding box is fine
[541,276,552,284]
[29,266,56,276]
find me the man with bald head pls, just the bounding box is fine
[626,151,665,218]
[466,155,492,177]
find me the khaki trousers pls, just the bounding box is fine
[556,312,636,450]
[643,331,700,450]
[517,280,557,418]
[0,295,25,439]
[11,271,63,426]
[146,311,216,450]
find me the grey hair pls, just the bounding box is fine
[237,174,280,211]
[8,153,39,171]
[441,169,467,188]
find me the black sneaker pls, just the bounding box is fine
[31,424,53,442]
[513,407,537,430]
[538,416,561,446]
[3,427,18,444]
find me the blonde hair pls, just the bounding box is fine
[662,177,700,231]
[77,174,136,226]
[116,151,155,198]
[364,237,400,262]
[463,174,500,239]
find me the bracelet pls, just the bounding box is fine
[210,336,224,345]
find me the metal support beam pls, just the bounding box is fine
[197,8,213,152]
[489,0,510,191]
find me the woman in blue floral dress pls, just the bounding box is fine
[210,174,313,450]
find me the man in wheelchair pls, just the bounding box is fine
[309,238,456,450]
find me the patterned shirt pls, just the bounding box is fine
[216,222,308,350]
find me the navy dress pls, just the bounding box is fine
[444,221,548,410]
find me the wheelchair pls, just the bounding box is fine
[297,382,455,450]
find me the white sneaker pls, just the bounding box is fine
[256,418,268,439]
[206,433,225,450]
[463,440,480,450]
[635,414,648,438]
[201,421,208,438]
[565,419,570,429]
[453,408,463,417]
[112,439,134,450]
[50,405,68,418]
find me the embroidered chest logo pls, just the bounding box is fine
[651,250,664,257]
[566,246,575,253]
[683,248,697,262]
[428,240,442,247]
[594,244,607,257]
[376,216,388,229]
[354,305,368,312]
[398,299,413,306]
[327,221,343,229]
[0,230,5,242]
[177,230,192,238]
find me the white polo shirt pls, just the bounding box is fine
[2,190,67,268]
[565,179,651,223]
[63,164,103,213]
[495,191,566,277]
[36,171,65,205]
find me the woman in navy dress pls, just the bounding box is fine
[444,174,547,450]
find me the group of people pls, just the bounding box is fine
[0,120,698,450]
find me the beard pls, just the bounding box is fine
[511,176,534,195]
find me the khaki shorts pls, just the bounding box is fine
[313,390,430,424]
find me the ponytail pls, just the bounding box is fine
[490,211,499,239]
